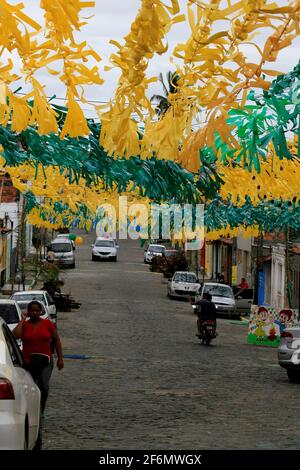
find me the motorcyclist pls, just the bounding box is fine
[190,292,217,338]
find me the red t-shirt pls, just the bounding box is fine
[22,319,55,364]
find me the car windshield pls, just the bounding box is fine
[173,273,197,283]
[95,240,115,247]
[0,305,19,324]
[12,293,44,302]
[204,285,234,299]
[17,302,46,315]
[50,243,72,252]
[165,251,177,257]
[149,246,164,253]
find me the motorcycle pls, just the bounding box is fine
[192,305,216,346]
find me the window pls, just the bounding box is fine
[173,273,197,283]
[203,284,234,299]
[148,245,165,253]
[45,293,53,305]
[95,240,115,247]
[12,293,44,302]
[50,243,72,252]
[2,325,23,367]
[17,302,46,316]
[234,288,253,299]
[0,305,20,324]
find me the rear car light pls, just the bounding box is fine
[0,378,15,399]
[281,331,293,338]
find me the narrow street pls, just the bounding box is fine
[43,232,300,450]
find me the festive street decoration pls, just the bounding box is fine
[0,1,299,239]
[248,305,299,347]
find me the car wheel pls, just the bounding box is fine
[70,262,75,269]
[287,369,300,383]
[231,314,240,320]
[92,255,96,261]
[112,256,117,262]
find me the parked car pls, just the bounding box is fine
[56,233,75,249]
[11,290,57,322]
[0,300,22,332]
[0,318,41,449]
[48,237,75,268]
[278,326,300,383]
[144,244,165,264]
[92,237,119,261]
[198,282,237,317]
[150,249,180,274]
[168,271,201,299]
[14,301,52,323]
[232,287,253,315]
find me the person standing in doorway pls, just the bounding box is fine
[238,277,249,289]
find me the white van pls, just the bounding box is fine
[48,237,75,268]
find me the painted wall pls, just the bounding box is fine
[271,244,285,309]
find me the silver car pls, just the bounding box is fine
[278,327,300,383]
[198,282,237,318]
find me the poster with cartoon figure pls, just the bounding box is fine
[248,306,299,347]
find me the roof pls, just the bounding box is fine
[12,290,46,295]
[52,237,72,243]
[96,236,115,241]
[174,271,197,275]
[203,282,231,287]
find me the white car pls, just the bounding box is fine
[168,271,201,299]
[144,244,165,264]
[198,282,237,317]
[0,318,41,449]
[11,290,57,322]
[92,237,119,261]
[0,300,22,332]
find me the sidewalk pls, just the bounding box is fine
[1,275,43,297]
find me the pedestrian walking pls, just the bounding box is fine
[13,300,64,415]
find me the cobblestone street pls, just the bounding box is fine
[43,233,300,450]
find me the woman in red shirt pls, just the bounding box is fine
[13,300,64,415]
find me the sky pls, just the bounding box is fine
[7,0,300,119]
